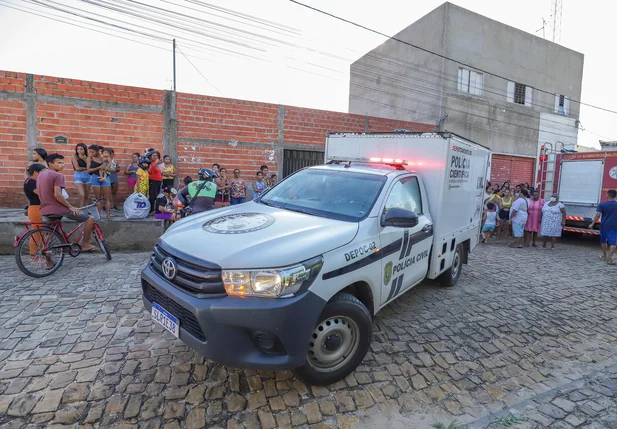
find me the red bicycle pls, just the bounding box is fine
[14,198,111,278]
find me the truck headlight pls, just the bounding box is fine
[222,256,324,298]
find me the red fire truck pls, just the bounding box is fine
[536,145,617,235]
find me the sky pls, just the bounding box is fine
[0,0,615,149]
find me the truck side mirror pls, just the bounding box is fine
[381,207,419,228]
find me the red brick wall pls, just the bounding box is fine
[0,70,435,207]
[176,93,280,180]
[176,96,435,181]
[0,72,28,206]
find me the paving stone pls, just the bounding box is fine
[335,392,356,412]
[5,377,32,395]
[282,390,300,407]
[353,389,375,409]
[84,403,105,423]
[31,390,62,413]
[124,394,142,419]
[140,397,164,420]
[258,409,277,429]
[247,390,267,410]
[1,247,616,428]
[185,385,206,405]
[226,394,247,412]
[411,374,428,390]
[186,407,206,429]
[290,409,308,426]
[54,403,86,424]
[163,400,185,419]
[304,401,323,424]
[7,394,40,416]
[552,397,577,413]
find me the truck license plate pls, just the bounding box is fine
[151,302,179,338]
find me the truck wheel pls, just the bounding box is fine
[292,293,372,386]
[438,243,463,287]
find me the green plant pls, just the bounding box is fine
[497,415,527,426]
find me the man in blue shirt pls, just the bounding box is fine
[590,189,617,265]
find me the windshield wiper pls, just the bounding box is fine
[259,199,278,208]
[283,206,317,216]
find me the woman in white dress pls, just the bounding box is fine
[540,194,567,249]
[508,189,529,248]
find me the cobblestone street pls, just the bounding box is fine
[0,238,616,429]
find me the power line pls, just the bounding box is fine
[288,0,617,116]
[6,0,597,138]
[6,0,613,142]
[0,0,170,50]
[176,44,224,96]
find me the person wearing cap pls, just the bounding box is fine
[154,186,175,222]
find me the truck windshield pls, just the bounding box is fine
[259,169,386,222]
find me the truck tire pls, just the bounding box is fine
[292,293,372,386]
[438,243,463,287]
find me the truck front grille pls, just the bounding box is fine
[142,280,206,342]
[151,244,226,297]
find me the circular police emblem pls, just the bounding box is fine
[383,261,393,286]
[610,166,617,180]
[203,213,276,234]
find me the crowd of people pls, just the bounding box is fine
[481,181,617,264]
[23,145,280,225]
[23,146,616,264]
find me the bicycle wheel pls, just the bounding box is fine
[15,226,66,278]
[94,226,111,261]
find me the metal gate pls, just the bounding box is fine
[283,149,324,178]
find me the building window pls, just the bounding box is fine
[507,81,533,106]
[554,94,571,115]
[458,68,483,96]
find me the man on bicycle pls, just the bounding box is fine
[177,168,218,215]
[37,153,98,252]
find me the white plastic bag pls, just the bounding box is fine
[123,192,151,219]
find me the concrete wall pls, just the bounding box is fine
[348,2,585,158]
[348,5,447,126]
[0,70,434,208]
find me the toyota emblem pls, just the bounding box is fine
[161,257,177,280]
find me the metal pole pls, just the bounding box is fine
[173,38,177,92]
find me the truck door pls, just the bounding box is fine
[379,175,433,306]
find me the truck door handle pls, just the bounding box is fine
[422,224,433,232]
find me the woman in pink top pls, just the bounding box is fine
[525,190,544,247]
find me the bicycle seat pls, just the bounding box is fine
[43,215,63,222]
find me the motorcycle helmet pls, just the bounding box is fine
[138,156,151,169]
[198,167,219,181]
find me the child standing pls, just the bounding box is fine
[100,148,115,180]
[481,201,499,243]
[135,156,150,196]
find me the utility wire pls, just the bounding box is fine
[7,0,612,141]
[0,0,170,50]
[12,0,595,138]
[288,0,617,116]
[176,44,224,96]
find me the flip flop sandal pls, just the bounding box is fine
[607,260,616,265]
[82,247,100,253]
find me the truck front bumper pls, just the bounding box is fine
[141,265,326,370]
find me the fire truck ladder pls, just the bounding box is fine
[537,142,564,201]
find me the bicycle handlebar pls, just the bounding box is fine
[76,198,106,211]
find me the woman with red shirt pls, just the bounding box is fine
[148,151,163,214]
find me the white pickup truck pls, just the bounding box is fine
[141,132,491,385]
